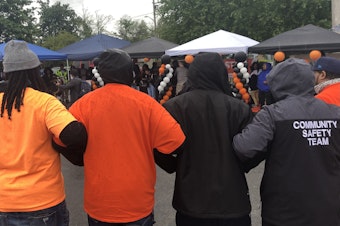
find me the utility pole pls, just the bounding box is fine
[332,0,340,33]
[152,0,157,36]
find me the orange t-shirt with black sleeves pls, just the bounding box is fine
[69,84,185,223]
[0,88,76,212]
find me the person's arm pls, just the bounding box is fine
[153,149,177,173]
[233,108,275,171]
[152,102,186,173]
[58,79,76,90]
[52,121,87,166]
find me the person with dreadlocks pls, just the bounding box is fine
[0,40,88,226]
[55,48,185,226]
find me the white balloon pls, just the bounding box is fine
[246,78,249,83]
[240,67,248,74]
[237,62,244,69]
[169,68,174,73]
[166,73,173,78]
[158,86,164,92]
[97,77,103,82]
[92,68,98,74]
[166,64,171,69]
[160,81,167,87]
[94,73,100,78]
[163,77,170,83]
[243,72,250,79]
[99,81,104,86]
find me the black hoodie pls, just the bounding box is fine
[157,52,253,219]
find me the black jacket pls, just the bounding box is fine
[234,58,340,226]
[156,53,253,219]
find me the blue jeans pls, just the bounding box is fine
[176,212,251,226]
[87,212,154,226]
[0,200,69,226]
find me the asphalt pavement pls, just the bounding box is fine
[62,157,264,226]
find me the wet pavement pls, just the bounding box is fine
[62,157,264,226]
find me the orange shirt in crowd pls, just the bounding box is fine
[315,83,340,106]
[0,88,76,212]
[69,84,185,223]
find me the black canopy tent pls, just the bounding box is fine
[121,37,178,58]
[248,24,340,54]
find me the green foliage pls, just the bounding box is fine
[157,0,331,44]
[78,8,93,38]
[38,1,81,38]
[40,31,80,50]
[0,0,37,42]
[115,16,152,42]
[0,0,333,51]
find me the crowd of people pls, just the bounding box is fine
[1,39,340,226]
[28,57,188,109]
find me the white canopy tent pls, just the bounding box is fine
[165,30,259,56]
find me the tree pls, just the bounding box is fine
[157,0,331,44]
[157,0,235,44]
[41,31,80,50]
[0,0,38,42]
[92,11,113,35]
[78,8,93,38]
[230,0,331,41]
[37,0,81,38]
[115,16,152,42]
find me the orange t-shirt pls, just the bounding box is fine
[69,84,185,223]
[315,82,340,107]
[0,88,76,211]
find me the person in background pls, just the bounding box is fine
[233,58,340,226]
[257,62,274,107]
[132,58,141,89]
[57,48,185,226]
[151,61,159,79]
[55,63,69,104]
[42,67,58,95]
[175,60,189,95]
[312,56,340,106]
[249,61,260,109]
[57,68,82,108]
[155,52,253,226]
[78,63,88,80]
[0,40,87,226]
[55,63,68,84]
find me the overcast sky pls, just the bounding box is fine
[50,0,154,21]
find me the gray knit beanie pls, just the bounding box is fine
[3,40,40,73]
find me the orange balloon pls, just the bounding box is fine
[185,55,194,64]
[160,99,166,104]
[309,50,321,61]
[159,67,165,74]
[168,86,173,91]
[144,57,150,62]
[160,64,165,68]
[163,95,169,101]
[274,51,285,62]
[239,88,247,95]
[233,77,240,84]
[235,82,243,90]
[166,91,172,96]
[232,72,237,78]
[242,93,250,101]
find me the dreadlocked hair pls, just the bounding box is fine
[1,67,48,120]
